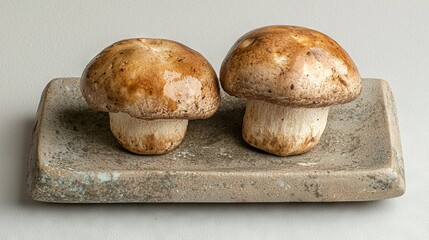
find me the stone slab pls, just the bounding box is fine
[27,78,405,203]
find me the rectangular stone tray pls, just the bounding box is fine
[27,78,405,203]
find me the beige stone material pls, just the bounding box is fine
[80,38,220,154]
[220,25,362,156]
[27,78,405,203]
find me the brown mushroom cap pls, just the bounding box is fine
[81,38,220,119]
[220,25,362,108]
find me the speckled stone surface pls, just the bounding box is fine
[27,78,405,203]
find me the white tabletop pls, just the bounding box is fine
[1,1,427,239]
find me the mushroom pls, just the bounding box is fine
[81,38,220,154]
[220,26,362,156]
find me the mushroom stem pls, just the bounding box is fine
[109,112,188,155]
[242,99,330,156]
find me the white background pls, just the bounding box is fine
[1,1,428,239]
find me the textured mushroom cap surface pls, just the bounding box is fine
[81,38,220,119]
[220,25,362,107]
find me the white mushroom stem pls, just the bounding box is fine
[109,112,188,155]
[242,99,330,156]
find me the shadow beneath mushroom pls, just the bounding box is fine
[55,102,252,156]
[55,108,123,153]
[186,99,249,149]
